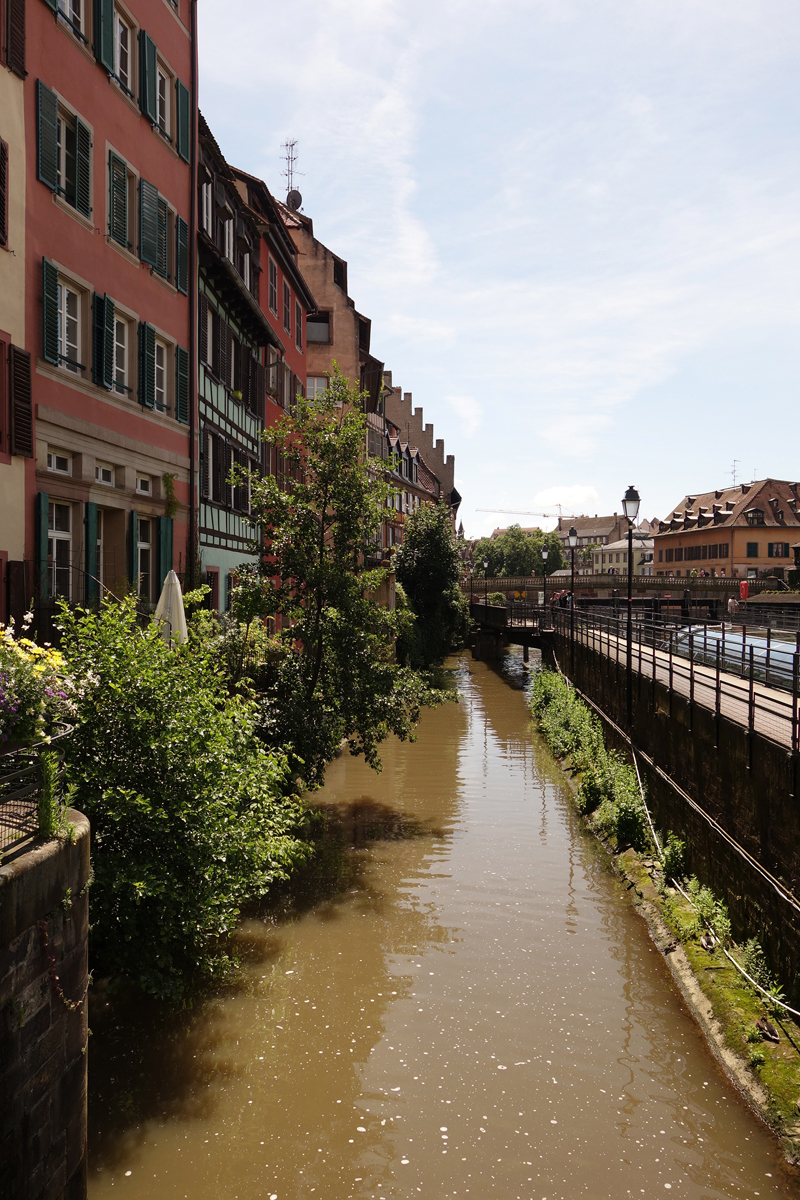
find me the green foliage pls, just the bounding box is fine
[241,369,446,789]
[485,592,507,608]
[529,669,652,851]
[36,749,69,839]
[162,472,179,519]
[58,596,312,1000]
[741,937,785,1014]
[662,832,687,880]
[0,621,73,749]
[473,525,564,578]
[748,1047,766,1070]
[393,500,470,668]
[685,876,732,946]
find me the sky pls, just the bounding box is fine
[198,0,800,538]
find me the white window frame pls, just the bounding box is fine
[243,252,250,290]
[137,517,152,602]
[157,65,170,137]
[57,0,83,36]
[282,281,291,333]
[47,450,72,475]
[307,377,327,400]
[295,300,302,351]
[95,462,115,486]
[114,10,132,93]
[154,339,168,411]
[224,219,234,263]
[48,502,72,600]
[56,109,77,205]
[201,182,212,236]
[114,315,129,395]
[136,474,152,495]
[268,259,278,314]
[57,281,81,373]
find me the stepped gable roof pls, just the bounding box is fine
[656,480,800,535]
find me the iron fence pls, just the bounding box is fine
[0,725,71,858]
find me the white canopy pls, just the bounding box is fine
[154,569,188,644]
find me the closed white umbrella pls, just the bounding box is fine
[154,569,188,644]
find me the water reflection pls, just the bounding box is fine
[88,650,798,1199]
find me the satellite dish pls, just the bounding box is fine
[286,189,302,211]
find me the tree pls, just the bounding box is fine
[393,501,470,668]
[501,524,538,576]
[472,536,505,578]
[472,526,564,577]
[241,369,443,788]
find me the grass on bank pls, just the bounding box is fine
[528,667,800,1143]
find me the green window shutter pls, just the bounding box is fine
[42,257,59,365]
[109,152,128,245]
[36,492,49,602]
[138,31,157,123]
[138,322,155,408]
[9,345,34,457]
[42,0,57,11]
[36,80,58,191]
[175,79,190,162]
[139,178,159,266]
[94,0,114,71]
[175,345,189,423]
[85,502,99,604]
[74,116,92,217]
[157,196,168,278]
[92,293,115,388]
[157,517,173,593]
[128,510,138,589]
[7,0,27,79]
[176,215,188,294]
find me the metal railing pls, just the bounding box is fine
[0,725,71,857]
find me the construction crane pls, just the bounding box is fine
[475,507,579,522]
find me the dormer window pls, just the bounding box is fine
[745,509,764,526]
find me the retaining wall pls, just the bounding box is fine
[554,631,800,1004]
[0,813,90,1200]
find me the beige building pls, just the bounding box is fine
[0,39,28,623]
[592,533,654,576]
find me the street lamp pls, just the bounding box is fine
[484,558,489,603]
[568,525,578,676]
[541,542,549,620]
[469,561,474,603]
[622,484,641,728]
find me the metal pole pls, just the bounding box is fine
[627,521,633,727]
[570,546,575,677]
[669,629,674,718]
[741,624,747,679]
[748,644,755,769]
[715,638,721,749]
[792,651,798,756]
[766,626,771,688]
[689,632,695,731]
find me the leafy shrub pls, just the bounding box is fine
[741,937,785,1013]
[686,876,732,946]
[748,1048,766,1070]
[59,596,313,1001]
[0,619,73,748]
[662,832,687,881]
[486,592,507,607]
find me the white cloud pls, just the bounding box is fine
[447,395,482,438]
[533,485,600,515]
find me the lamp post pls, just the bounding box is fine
[568,525,578,676]
[484,558,489,604]
[622,484,641,728]
[469,562,474,604]
[541,543,549,622]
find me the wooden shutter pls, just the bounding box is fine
[0,140,7,248]
[84,502,99,603]
[9,345,33,457]
[198,292,209,364]
[218,318,230,388]
[211,310,220,376]
[175,345,189,424]
[157,196,168,278]
[157,517,173,592]
[7,0,26,78]
[42,258,59,365]
[137,322,155,408]
[128,510,138,589]
[212,432,223,503]
[108,152,127,245]
[201,426,210,498]
[74,117,92,218]
[175,79,190,163]
[36,493,49,602]
[36,81,58,191]
[139,178,159,266]
[92,292,114,389]
[254,360,266,420]
[94,0,114,72]
[139,31,157,123]
[176,215,188,294]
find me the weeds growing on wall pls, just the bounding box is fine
[528,669,651,853]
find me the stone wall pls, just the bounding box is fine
[0,812,90,1200]
[554,630,800,1004]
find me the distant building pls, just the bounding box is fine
[592,534,654,577]
[654,480,800,580]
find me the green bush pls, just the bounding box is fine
[486,592,507,607]
[662,832,687,880]
[686,876,732,946]
[741,937,785,1013]
[58,596,313,1001]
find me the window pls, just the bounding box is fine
[155,339,167,410]
[201,182,212,235]
[268,259,278,314]
[295,301,303,350]
[306,313,330,344]
[58,282,81,373]
[157,66,169,136]
[108,152,135,249]
[36,83,91,219]
[48,502,72,599]
[115,12,132,92]
[95,462,114,485]
[224,218,234,263]
[746,542,759,558]
[283,281,291,333]
[139,179,171,279]
[137,517,152,600]
[47,451,71,475]
[114,316,128,394]
[745,509,764,526]
[307,377,327,399]
[136,474,152,495]
[658,549,663,562]
[57,0,83,37]
[768,542,790,558]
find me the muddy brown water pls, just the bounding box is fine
[88,651,799,1199]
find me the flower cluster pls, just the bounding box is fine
[0,619,74,749]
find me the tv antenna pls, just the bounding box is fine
[731,459,740,487]
[282,139,304,211]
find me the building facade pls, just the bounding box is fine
[591,534,654,576]
[653,481,800,580]
[16,0,195,626]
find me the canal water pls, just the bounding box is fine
[88,651,798,1199]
